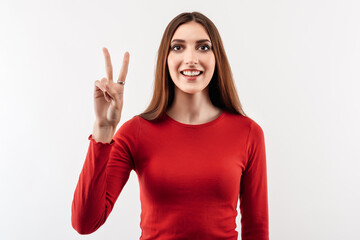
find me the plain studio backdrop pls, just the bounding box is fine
[0,0,359,239]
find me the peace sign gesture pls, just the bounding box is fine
[93,47,130,129]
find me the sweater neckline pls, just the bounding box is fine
[164,110,226,128]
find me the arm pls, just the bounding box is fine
[71,117,139,234]
[240,121,269,240]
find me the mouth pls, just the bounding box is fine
[180,71,203,77]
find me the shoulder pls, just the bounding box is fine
[114,115,141,140]
[223,112,265,146]
[237,116,265,149]
[119,115,140,130]
[224,111,264,133]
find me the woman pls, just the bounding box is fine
[72,11,269,240]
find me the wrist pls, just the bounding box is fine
[92,122,117,144]
[94,120,118,130]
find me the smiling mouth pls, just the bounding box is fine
[180,71,203,77]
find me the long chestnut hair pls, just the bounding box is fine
[137,11,247,121]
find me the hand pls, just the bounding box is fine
[93,47,130,128]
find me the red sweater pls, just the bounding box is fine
[72,110,269,239]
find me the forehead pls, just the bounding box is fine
[171,21,210,42]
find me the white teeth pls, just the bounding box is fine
[182,71,201,76]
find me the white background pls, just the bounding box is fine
[0,0,359,239]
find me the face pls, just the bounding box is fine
[167,21,216,95]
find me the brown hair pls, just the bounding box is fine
[137,11,247,121]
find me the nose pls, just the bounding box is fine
[184,48,198,65]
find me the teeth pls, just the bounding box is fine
[182,71,201,76]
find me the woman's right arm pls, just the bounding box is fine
[71,48,132,234]
[71,128,116,234]
[71,119,138,234]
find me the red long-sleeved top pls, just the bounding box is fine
[71,110,269,239]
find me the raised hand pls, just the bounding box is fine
[93,47,130,129]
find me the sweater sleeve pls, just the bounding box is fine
[239,121,269,240]
[71,117,139,234]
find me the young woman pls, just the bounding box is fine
[72,11,269,240]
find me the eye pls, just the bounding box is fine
[171,45,182,51]
[199,44,211,51]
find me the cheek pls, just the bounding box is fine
[200,54,216,70]
[209,55,216,69]
[204,56,216,81]
[167,55,178,73]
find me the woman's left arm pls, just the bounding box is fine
[239,120,269,240]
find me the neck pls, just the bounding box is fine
[166,86,222,125]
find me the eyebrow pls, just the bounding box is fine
[171,39,211,44]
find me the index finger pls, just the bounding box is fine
[102,47,113,82]
[118,51,130,83]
